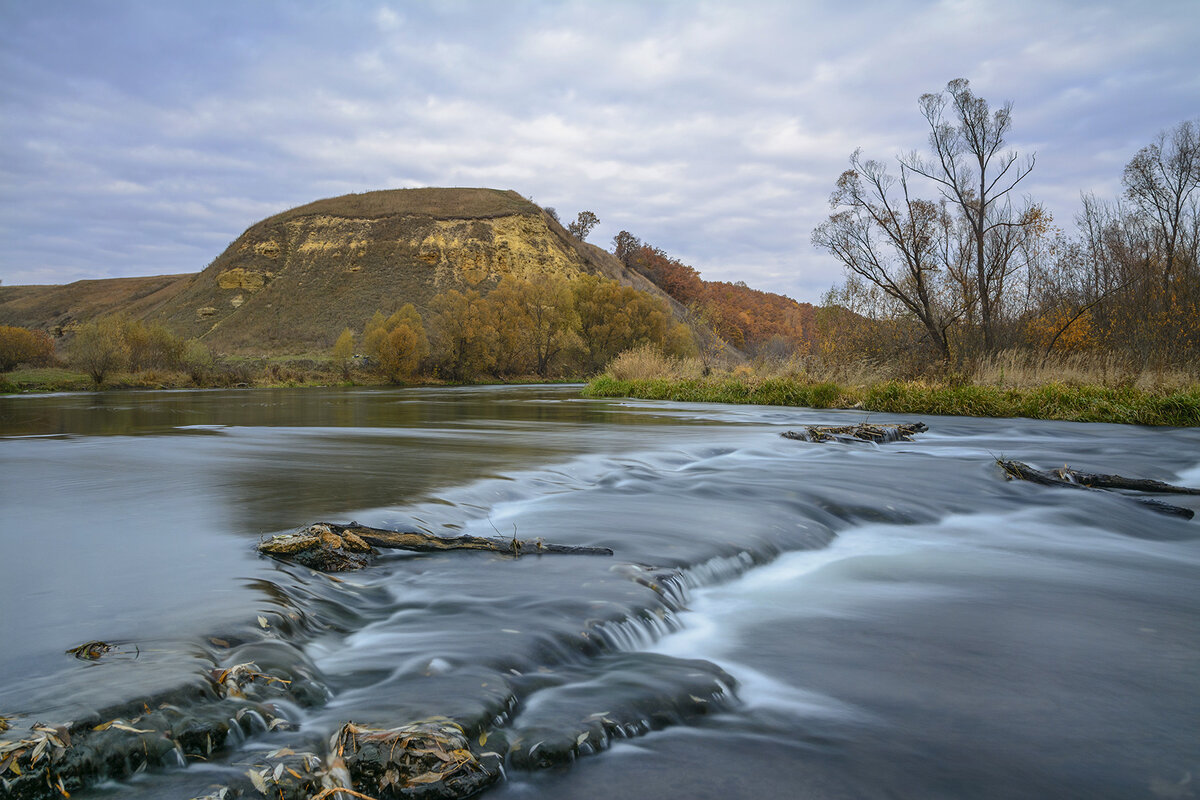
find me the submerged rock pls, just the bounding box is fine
[507,653,737,770]
[0,699,290,800]
[783,421,928,444]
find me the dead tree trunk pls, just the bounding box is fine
[1054,468,1200,495]
[997,460,1194,519]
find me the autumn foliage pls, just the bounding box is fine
[617,238,814,357]
[342,273,694,382]
[0,325,55,371]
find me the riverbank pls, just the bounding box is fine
[8,359,1198,427]
[0,363,585,394]
[583,375,1200,426]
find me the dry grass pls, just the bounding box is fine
[260,187,537,225]
[607,343,704,381]
[743,353,912,387]
[970,349,1198,391]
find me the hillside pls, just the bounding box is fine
[1,188,681,355]
[0,274,190,335]
[617,239,815,355]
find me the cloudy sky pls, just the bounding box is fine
[1,1,1197,302]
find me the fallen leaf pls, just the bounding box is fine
[257,616,269,629]
[246,767,268,794]
[406,770,446,785]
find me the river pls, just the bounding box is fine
[1,385,1197,799]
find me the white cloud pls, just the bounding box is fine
[1,0,1198,301]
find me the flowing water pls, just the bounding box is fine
[1,386,1197,799]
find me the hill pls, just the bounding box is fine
[616,239,815,355]
[1,188,681,355]
[0,274,191,335]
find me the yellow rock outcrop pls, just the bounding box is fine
[217,268,270,291]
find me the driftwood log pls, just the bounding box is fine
[783,422,928,444]
[1054,467,1200,495]
[997,460,1195,520]
[258,523,613,571]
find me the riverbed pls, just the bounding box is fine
[1,386,1197,799]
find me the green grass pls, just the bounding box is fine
[0,367,96,393]
[583,375,1200,427]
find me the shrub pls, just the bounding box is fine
[182,339,214,384]
[0,325,55,371]
[70,317,129,386]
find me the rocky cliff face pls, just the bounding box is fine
[151,187,669,353]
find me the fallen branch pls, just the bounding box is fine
[340,523,612,556]
[783,421,928,444]
[997,459,1194,519]
[258,523,613,572]
[1054,468,1200,495]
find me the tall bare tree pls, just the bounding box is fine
[813,151,958,361]
[1121,119,1200,300]
[900,78,1037,351]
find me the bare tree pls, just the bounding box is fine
[900,78,1037,352]
[812,151,958,361]
[1122,119,1200,299]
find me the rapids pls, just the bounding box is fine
[1,386,1197,799]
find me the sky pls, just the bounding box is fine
[1,1,1198,303]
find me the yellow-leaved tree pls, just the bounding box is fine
[363,305,429,382]
[571,274,685,372]
[332,328,356,378]
[486,274,582,377]
[0,325,55,372]
[70,317,129,386]
[428,289,497,381]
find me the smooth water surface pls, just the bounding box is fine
[2,386,1197,799]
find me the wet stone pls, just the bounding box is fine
[507,652,737,770]
[0,700,280,800]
